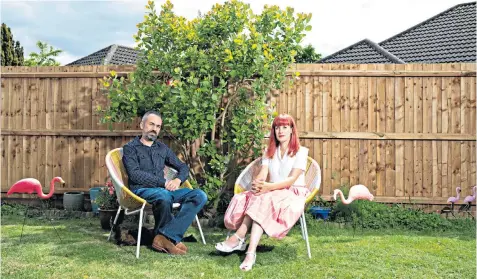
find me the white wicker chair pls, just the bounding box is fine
[232,156,322,259]
[105,148,206,259]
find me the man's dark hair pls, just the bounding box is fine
[142,110,162,122]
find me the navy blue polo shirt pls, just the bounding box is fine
[122,136,189,191]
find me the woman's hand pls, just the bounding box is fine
[251,179,271,195]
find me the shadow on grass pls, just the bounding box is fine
[210,244,275,257]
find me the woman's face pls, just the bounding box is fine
[274,124,292,144]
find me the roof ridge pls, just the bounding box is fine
[364,39,405,64]
[66,44,114,66]
[103,44,118,65]
[319,38,405,63]
[116,44,138,50]
[379,1,476,45]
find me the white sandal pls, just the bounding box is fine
[240,252,256,271]
[215,233,247,253]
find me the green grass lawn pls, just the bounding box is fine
[1,214,475,279]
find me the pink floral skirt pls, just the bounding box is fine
[223,186,309,239]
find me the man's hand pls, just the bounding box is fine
[165,178,181,191]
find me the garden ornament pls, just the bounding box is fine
[462,186,476,204]
[458,186,476,218]
[333,184,374,204]
[7,177,65,199]
[7,177,65,242]
[446,186,461,208]
[440,187,461,218]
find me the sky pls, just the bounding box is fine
[1,0,469,65]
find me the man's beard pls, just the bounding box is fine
[145,132,157,142]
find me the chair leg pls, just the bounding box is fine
[301,213,312,259]
[108,207,123,241]
[299,215,305,240]
[136,208,144,259]
[226,230,231,240]
[195,215,206,245]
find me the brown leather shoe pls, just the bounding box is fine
[176,242,187,252]
[152,235,186,255]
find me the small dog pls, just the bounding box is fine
[113,224,154,246]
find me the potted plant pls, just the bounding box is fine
[96,180,120,230]
[63,191,85,211]
[309,195,332,220]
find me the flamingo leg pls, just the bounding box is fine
[19,204,29,243]
[19,195,62,243]
[449,203,456,218]
[465,203,475,219]
[47,217,62,242]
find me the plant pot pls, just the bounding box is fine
[89,187,105,214]
[63,192,85,211]
[99,208,121,230]
[309,206,332,220]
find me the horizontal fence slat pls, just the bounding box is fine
[0,193,460,205]
[291,70,477,77]
[2,129,142,137]
[2,70,475,78]
[3,129,475,141]
[296,132,474,141]
[3,188,92,196]
[316,195,465,205]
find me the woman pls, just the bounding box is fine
[215,114,309,271]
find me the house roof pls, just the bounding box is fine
[67,44,140,66]
[319,39,405,64]
[320,2,476,64]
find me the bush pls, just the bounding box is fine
[330,200,475,232]
[312,195,332,208]
[1,203,28,215]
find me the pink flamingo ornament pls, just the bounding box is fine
[463,186,476,204]
[459,186,476,218]
[7,177,65,242]
[446,187,461,207]
[333,184,374,204]
[441,187,461,218]
[7,177,65,199]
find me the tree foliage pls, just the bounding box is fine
[100,0,312,215]
[24,41,63,66]
[1,23,24,66]
[294,44,321,63]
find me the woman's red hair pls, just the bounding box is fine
[266,114,300,159]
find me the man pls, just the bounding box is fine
[122,110,207,255]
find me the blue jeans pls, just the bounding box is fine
[132,187,207,244]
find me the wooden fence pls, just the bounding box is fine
[1,64,476,205]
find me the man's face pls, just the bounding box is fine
[140,114,162,142]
